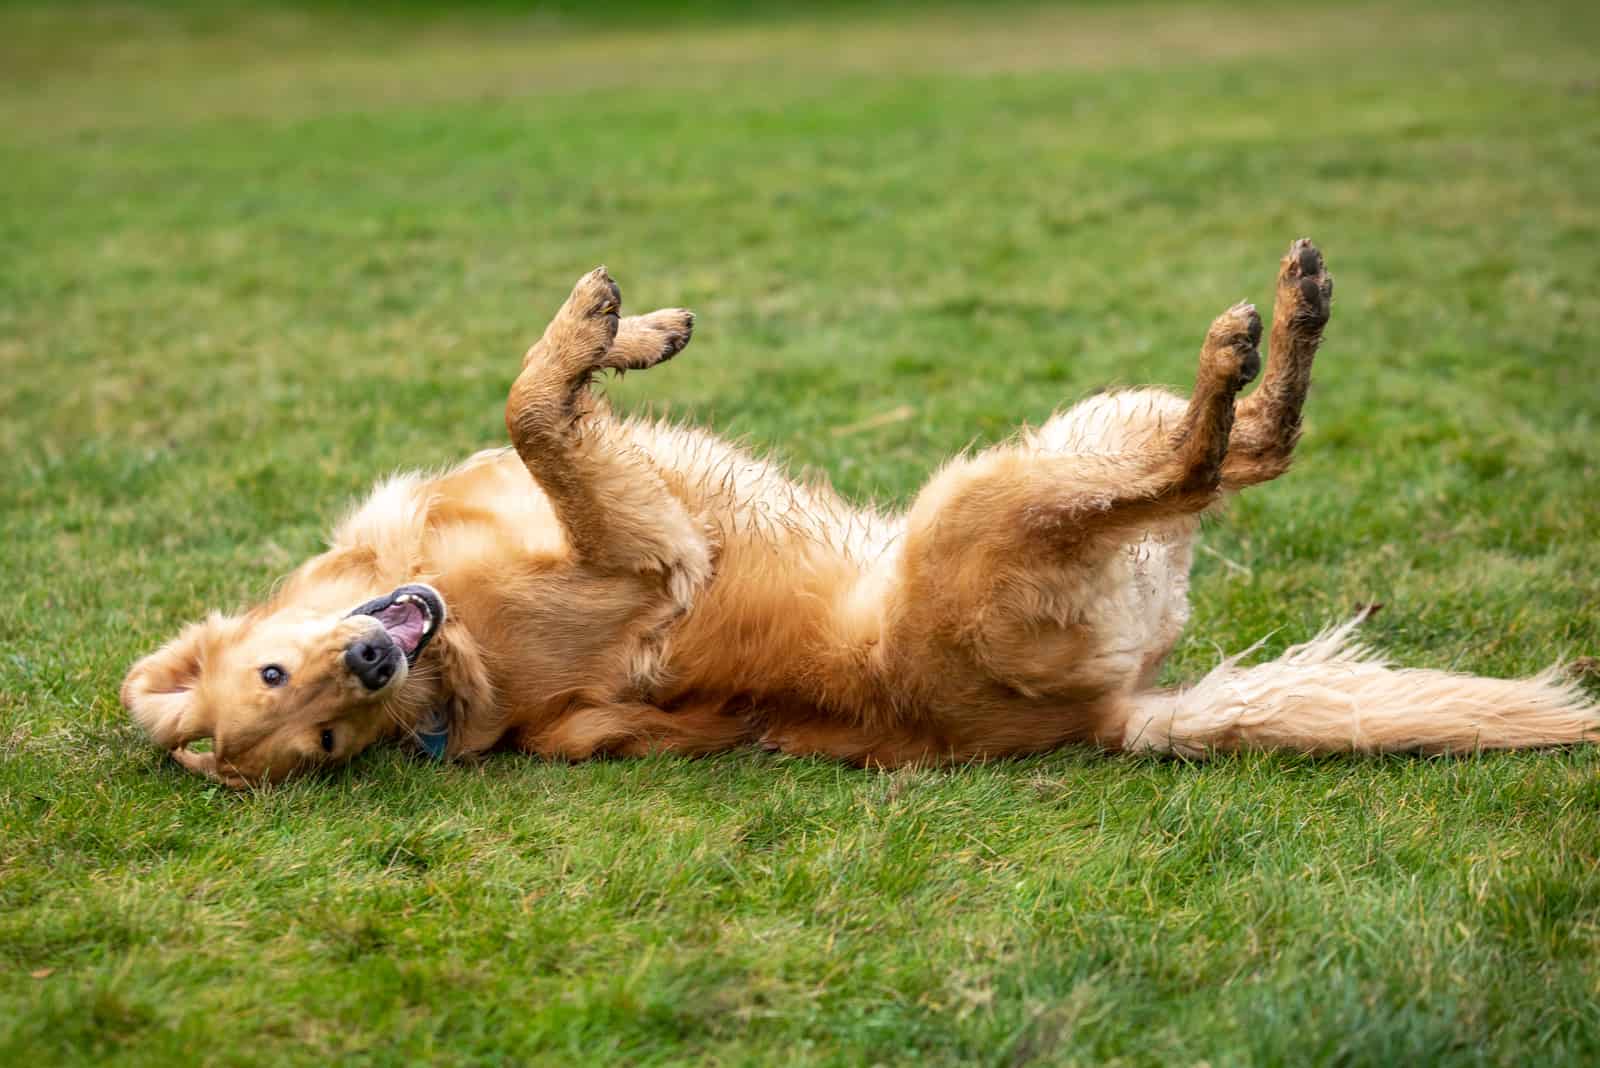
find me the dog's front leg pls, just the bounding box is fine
[520,700,755,760]
[505,268,712,615]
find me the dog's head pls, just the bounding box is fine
[121,584,446,787]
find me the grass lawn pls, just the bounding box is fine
[3,1,1600,1063]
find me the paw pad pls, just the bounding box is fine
[1280,240,1332,326]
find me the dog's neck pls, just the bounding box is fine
[271,542,504,762]
[398,614,501,760]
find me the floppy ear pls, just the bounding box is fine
[431,619,499,757]
[121,616,227,748]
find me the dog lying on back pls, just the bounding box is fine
[122,241,1598,787]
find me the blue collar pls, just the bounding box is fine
[417,708,450,761]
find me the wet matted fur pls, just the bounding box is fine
[122,240,1599,787]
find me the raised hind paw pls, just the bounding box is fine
[1223,239,1335,489]
[1252,236,1333,423]
[1275,237,1333,335]
[1170,300,1262,493]
[1199,300,1263,392]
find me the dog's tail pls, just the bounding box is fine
[1118,617,1599,757]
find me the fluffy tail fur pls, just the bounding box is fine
[1121,619,1599,757]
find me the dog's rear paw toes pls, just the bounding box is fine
[1203,300,1262,389]
[1278,239,1332,329]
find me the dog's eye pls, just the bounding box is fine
[320,728,335,753]
[260,664,288,688]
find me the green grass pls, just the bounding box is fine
[3,1,1600,1063]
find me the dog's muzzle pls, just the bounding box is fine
[344,583,446,676]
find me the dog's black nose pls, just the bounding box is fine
[344,633,399,691]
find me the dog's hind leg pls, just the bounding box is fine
[902,299,1262,566]
[759,718,949,767]
[1221,238,1333,489]
[506,268,712,612]
[853,303,1261,712]
[523,699,757,760]
[1025,240,1330,495]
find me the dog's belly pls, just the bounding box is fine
[621,418,901,561]
[416,420,1194,719]
[965,522,1196,702]
[620,415,1200,710]
[1124,527,1195,687]
[1031,391,1198,689]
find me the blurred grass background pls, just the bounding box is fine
[2,1,1599,1064]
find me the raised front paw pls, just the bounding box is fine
[604,307,694,372]
[524,266,624,377]
[568,265,622,325]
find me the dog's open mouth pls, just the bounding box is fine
[346,583,445,665]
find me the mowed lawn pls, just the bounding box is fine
[3,1,1600,1063]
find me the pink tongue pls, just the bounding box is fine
[376,601,426,654]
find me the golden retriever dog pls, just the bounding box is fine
[122,240,1598,787]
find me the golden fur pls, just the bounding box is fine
[122,241,1599,787]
